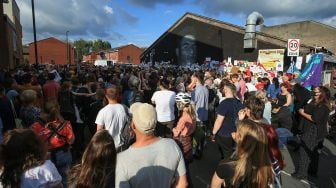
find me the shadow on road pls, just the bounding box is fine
[189,137,336,188]
[285,138,336,188]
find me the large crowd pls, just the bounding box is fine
[0,63,335,188]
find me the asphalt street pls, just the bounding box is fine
[189,137,336,188]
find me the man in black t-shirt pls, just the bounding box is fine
[212,81,243,160]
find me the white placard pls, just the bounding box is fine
[296,56,303,70]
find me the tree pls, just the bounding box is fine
[73,39,111,62]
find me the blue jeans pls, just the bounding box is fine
[276,128,293,149]
[53,150,72,187]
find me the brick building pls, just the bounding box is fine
[28,37,75,65]
[82,50,105,63]
[106,44,144,64]
[1,0,23,69]
[83,44,144,64]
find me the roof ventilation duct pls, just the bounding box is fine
[244,11,264,49]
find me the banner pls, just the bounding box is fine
[258,49,285,71]
[300,54,324,87]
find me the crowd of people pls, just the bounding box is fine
[0,63,335,187]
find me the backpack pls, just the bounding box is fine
[45,121,70,163]
[45,121,68,146]
[118,105,135,152]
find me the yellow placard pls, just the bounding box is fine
[258,49,285,71]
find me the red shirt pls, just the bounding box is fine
[43,80,60,101]
[246,69,251,78]
[31,120,74,149]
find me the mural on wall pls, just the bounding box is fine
[141,21,223,66]
[176,35,197,66]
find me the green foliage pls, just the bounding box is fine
[73,39,111,61]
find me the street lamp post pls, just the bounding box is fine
[74,46,79,75]
[31,0,38,68]
[66,31,69,64]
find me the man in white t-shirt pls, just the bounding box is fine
[151,79,176,137]
[115,102,187,188]
[95,86,128,149]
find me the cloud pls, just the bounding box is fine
[17,0,136,44]
[164,10,173,14]
[104,5,114,14]
[116,7,138,24]
[126,0,180,8]
[321,16,336,27]
[194,0,336,26]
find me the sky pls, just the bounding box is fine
[16,0,336,48]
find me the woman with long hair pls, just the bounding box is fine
[0,129,62,188]
[211,119,274,188]
[173,92,196,188]
[68,130,116,188]
[173,92,196,162]
[293,86,331,179]
[31,101,75,186]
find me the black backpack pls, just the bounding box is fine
[118,105,135,152]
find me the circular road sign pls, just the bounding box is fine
[288,39,299,51]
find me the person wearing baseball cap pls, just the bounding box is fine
[115,102,188,188]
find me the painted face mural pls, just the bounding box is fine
[177,35,196,66]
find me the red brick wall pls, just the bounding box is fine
[83,53,96,63]
[106,51,118,62]
[83,45,143,64]
[117,45,143,64]
[28,37,74,65]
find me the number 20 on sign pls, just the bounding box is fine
[287,39,300,56]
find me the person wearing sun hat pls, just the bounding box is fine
[115,102,188,188]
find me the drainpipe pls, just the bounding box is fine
[244,11,264,49]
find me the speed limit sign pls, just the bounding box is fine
[287,39,300,56]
